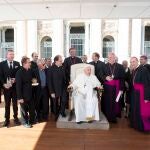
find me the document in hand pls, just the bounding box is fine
[116,91,122,102]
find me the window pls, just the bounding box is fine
[0,28,14,61]
[40,36,52,58]
[144,26,150,59]
[70,26,85,57]
[103,35,115,59]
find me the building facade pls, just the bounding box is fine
[0,19,150,63]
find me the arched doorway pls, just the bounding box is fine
[40,36,52,58]
[103,35,115,59]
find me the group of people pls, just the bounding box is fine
[0,47,150,132]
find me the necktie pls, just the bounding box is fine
[10,62,13,70]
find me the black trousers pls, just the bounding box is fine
[53,90,67,116]
[36,87,49,120]
[32,86,38,110]
[49,95,54,113]
[3,88,18,121]
[20,100,35,124]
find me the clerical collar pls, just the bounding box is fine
[55,64,61,67]
[71,57,75,59]
[133,65,139,71]
[23,67,29,71]
[109,62,116,66]
[70,57,76,64]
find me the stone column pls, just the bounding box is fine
[15,21,27,61]
[52,19,64,58]
[117,19,129,62]
[90,19,102,56]
[131,19,142,57]
[27,20,38,58]
[84,22,90,56]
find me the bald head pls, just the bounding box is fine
[84,66,91,76]
[130,57,139,70]
[122,60,128,69]
[31,52,38,62]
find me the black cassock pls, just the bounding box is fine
[130,66,150,132]
[63,56,82,84]
[101,63,125,122]
[143,64,150,73]
[31,61,38,70]
[47,65,67,116]
[89,60,106,84]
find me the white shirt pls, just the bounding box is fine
[7,60,13,69]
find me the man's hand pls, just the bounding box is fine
[106,76,113,81]
[3,84,10,89]
[144,100,149,103]
[68,85,73,89]
[18,99,24,104]
[51,93,55,98]
[11,78,16,84]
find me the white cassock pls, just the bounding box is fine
[71,73,101,122]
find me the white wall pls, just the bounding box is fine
[27,20,37,59]
[15,21,27,61]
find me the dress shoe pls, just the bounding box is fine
[55,115,59,121]
[23,123,32,128]
[30,120,37,125]
[77,121,83,124]
[88,120,93,123]
[3,120,10,127]
[14,118,21,125]
[60,113,66,118]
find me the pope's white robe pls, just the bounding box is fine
[71,73,101,122]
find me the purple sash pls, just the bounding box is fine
[105,80,121,116]
[134,83,150,131]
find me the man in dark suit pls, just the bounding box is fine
[30,52,38,112]
[140,55,150,73]
[63,48,82,84]
[63,48,82,112]
[47,55,67,121]
[45,58,52,69]
[16,56,35,128]
[33,59,49,122]
[0,50,20,127]
[31,52,38,69]
[89,52,106,84]
[44,58,53,113]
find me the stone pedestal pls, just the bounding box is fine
[56,111,110,130]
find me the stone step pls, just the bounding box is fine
[56,111,110,130]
